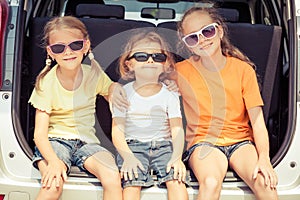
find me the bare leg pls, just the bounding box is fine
[84,151,123,200]
[229,144,278,200]
[189,145,228,200]
[123,186,141,200]
[165,180,188,200]
[35,160,64,200]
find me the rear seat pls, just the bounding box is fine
[27,11,282,187]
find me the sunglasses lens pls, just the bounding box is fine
[153,53,167,62]
[202,25,216,38]
[69,40,84,51]
[129,52,167,62]
[184,34,199,47]
[50,44,65,54]
[49,40,84,54]
[134,53,149,62]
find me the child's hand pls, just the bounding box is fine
[253,156,278,190]
[109,83,129,111]
[167,159,186,183]
[163,79,180,94]
[41,159,67,188]
[121,154,145,181]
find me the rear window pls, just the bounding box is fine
[103,0,210,21]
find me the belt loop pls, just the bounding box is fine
[151,140,156,149]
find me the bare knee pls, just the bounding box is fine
[251,175,278,200]
[99,170,122,189]
[201,176,222,191]
[36,184,63,200]
[198,176,223,199]
[166,180,188,200]
[124,186,141,200]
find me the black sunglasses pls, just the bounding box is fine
[127,52,167,63]
[48,40,85,54]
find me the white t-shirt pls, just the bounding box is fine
[112,82,182,142]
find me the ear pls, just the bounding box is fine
[84,39,91,54]
[218,25,224,39]
[46,47,55,60]
[125,60,134,71]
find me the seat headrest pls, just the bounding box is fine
[217,8,239,22]
[76,4,125,19]
[65,0,104,16]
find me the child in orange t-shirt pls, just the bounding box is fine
[176,6,278,200]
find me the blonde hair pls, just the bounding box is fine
[119,30,175,81]
[177,6,256,69]
[35,16,102,91]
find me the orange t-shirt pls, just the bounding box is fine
[175,56,263,149]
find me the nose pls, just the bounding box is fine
[198,34,206,43]
[64,45,73,54]
[146,56,154,63]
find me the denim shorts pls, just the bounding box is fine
[116,139,176,188]
[183,140,254,163]
[32,137,111,174]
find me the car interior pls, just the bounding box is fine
[19,0,287,187]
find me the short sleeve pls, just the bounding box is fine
[111,83,131,118]
[111,106,126,118]
[28,81,52,114]
[167,91,182,119]
[242,67,264,109]
[96,71,113,96]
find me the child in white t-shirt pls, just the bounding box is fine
[112,30,188,200]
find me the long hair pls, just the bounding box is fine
[177,6,256,70]
[35,16,102,91]
[119,30,175,82]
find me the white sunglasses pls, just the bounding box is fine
[182,23,219,47]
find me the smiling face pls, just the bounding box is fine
[181,11,223,58]
[125,39,166,82]
[47,28,90,71]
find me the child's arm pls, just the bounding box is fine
[167,117,186,182]
[248,106,278,189]
[33,109,67,188]
[112,117,145,181]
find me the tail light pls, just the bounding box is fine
[0,194,4,200]
[0,0,8,88]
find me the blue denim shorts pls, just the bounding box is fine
[117,139,176,188]
[183,140,254,163]
[32,137,111,174]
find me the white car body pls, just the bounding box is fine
[0,0,300,199]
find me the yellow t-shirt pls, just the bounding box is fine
[29,64,113,144]
[175,56,263,149]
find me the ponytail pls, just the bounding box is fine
[84,50,103,91]
[35,55,52,91]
